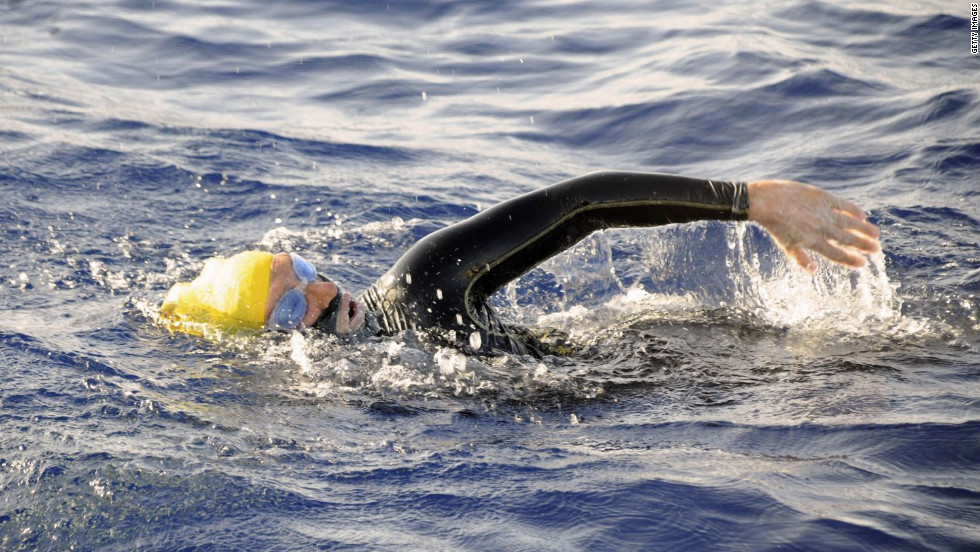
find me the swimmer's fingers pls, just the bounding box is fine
[785,245,817,274]
[830,215,880,254]
[783,231,872,272]
[829,195,867,220]
[833,228,880,256]
[810,234,870,269]
[801,215,874,269]
[836,211,880,239]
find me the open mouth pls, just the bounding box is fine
[312,290,364,335]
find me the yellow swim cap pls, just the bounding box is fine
[160,250,273,335]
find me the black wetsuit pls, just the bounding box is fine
[356,171,749,356]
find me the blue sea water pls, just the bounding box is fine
[1,0,978,550]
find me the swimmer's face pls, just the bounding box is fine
[265,253,365,333]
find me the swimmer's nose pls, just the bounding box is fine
[302,281,339,327]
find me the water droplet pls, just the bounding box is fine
[435,348,465,376]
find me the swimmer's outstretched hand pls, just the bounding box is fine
[747,180,880,273]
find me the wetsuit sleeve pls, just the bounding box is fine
[452,171,749,298]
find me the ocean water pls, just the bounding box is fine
[1,0,978,550]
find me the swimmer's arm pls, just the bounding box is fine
[461,171,749,297]
[747,180,880,273]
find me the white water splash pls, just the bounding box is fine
[722,223,902,332]
[510,222,904,339]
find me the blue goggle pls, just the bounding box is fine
[267,253,319,330]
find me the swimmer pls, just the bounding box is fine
[160,171,880,356]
